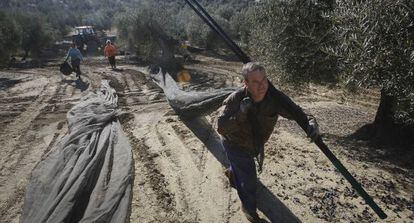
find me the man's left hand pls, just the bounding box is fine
[307,119,320,142]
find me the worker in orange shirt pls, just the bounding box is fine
[104,40,117,69]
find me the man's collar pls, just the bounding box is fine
[243,86,252,98]
[243,86,270,103]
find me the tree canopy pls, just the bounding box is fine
[1,0,412,144]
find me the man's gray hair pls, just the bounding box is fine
[241,62,265,80]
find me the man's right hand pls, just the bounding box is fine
[307,118,320,142]
[239,97,252,114]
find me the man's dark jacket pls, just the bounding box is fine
[217,85,314,156]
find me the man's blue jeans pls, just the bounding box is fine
[222,140,257,214]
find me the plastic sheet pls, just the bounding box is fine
[150,68,235,117]
[21,80,133,223]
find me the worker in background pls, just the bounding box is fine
[65,43,84,80]
[104,40,117,69]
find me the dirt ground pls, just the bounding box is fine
[0,55,412,223]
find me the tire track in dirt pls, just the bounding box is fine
[0,74,74,173]
[131,111,243,222]
[166,120,232,221]
[118,85,239,223]
[122,116,178,223]
[128,106,184,222]
[0,96,37,134]
[100,68,180,222]
[168,117,250,223]
[0,84,51,173]
[0,71,83,222]
[0,71,76,222]
[170,122,209,173]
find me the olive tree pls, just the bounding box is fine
[249,0,338,84]
[116,1,183,71]
[14,13,54,58]
[332,0,414,145]
[0,11,20,66]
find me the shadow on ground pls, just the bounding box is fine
[182,116,302,223]
[62,78,90,92]
[111,68,124,72]
[0,77,22,90]
[323,131,414,172]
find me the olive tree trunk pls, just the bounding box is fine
[370,89,414,146]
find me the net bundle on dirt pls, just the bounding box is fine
[150,68,235,117]
[21,80,133,223]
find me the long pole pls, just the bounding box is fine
[184,0,387,219]
[184,0,251,63]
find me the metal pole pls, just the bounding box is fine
[184,0,251,63]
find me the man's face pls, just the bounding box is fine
[244,69,268,102]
